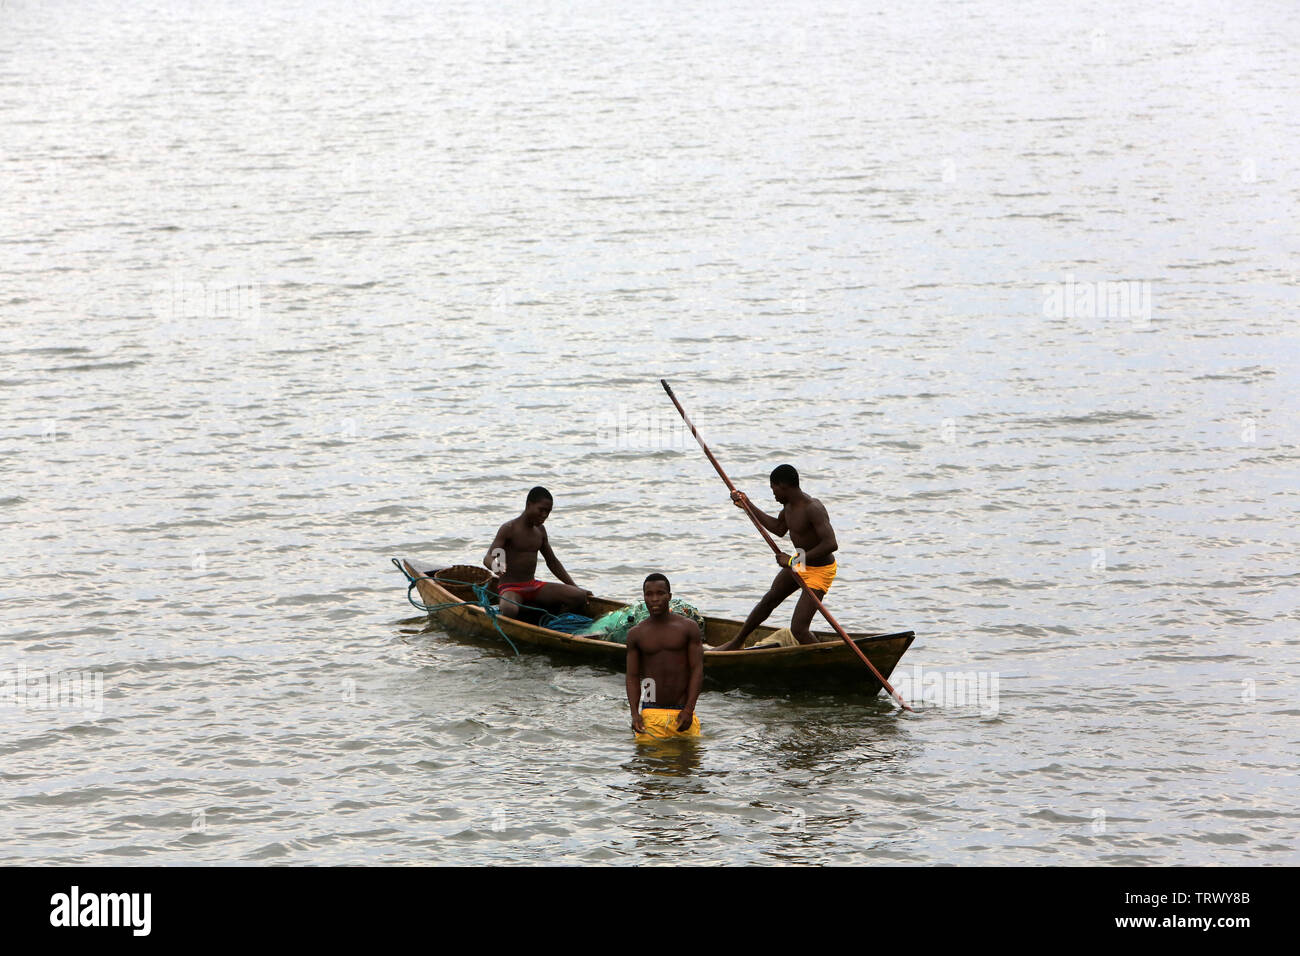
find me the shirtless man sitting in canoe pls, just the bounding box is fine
[710,464,839,651]
[626,573,703,740]
[483,486,591,619]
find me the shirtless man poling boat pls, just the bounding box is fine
[484,486,591,619]
[710,464,839,651]
[626,573,703,739]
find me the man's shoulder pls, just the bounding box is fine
[667,611,702,638]
[503,515,542,535]
[628,614,695,635]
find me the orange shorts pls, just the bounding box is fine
[794,560,836,593]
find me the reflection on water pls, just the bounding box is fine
[625,738,705,781]
[758,709,912,776]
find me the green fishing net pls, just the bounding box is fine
[580,598,706,644]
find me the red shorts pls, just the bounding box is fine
[498,579,544,602]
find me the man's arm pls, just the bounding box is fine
[483,522,510,573]
[731,491,787,535]
[676,620,704,731]
[800,501,839,565]
[539,528,578,586]
[625,629,645,733]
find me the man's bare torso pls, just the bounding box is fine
[498,516,545,583]
[784,496,834,566]
[628,612,698,709]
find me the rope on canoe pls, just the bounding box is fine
[391,560,597,654]
[392,559,520,655]
[536,611,596,634]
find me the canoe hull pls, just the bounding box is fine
[400,559,915,693]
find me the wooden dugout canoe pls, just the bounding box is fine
[398,559,915,693]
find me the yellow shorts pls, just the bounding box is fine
[635,708,700,741]
[794,560,836,593]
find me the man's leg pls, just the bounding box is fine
[534,582,589,614]
[498,590,523,619]
[713,568,800,651]
[789,585,828,645]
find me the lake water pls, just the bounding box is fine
[1,0,1297,864]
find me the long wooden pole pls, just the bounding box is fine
[661,379,912,711]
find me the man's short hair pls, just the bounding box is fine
[770,464,799,487]
[526,486,553,505]
[643,572,671,590]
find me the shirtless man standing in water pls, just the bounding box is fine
[626,573,703,740]
[711,464,839,651]
[483,486,591,619]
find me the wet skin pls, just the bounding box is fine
[711,481,839,651]
[483,497,591,618]
[626,580,704,733]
